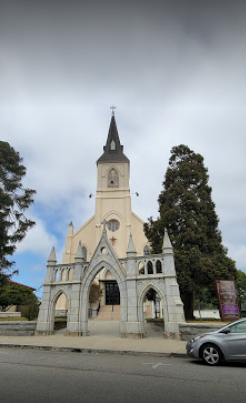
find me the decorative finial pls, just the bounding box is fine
[101,219,108,232]
[110,105,116,116]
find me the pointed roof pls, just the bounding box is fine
[97,114,129,164]
[75,241,84,262]
[162,228,173,253]
[127,233,137,255]
[47,247,57,265]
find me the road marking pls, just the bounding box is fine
[0,352,10,354]
[142,363,172,369]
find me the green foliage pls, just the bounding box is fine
[144,144,237,319]
[0,283,38,315]
[89,283,103,304]
[20,298,39,321]
[236,270,246,306]
[0,141,36,281]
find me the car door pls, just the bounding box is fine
[222,321,246,360]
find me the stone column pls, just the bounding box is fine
[66,242,84,336]
[122,234,146,338]
[36,247,57,335]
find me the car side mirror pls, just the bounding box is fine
[220,328,230,334]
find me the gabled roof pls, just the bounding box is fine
[8,280,36,291]
[97,114,129,164]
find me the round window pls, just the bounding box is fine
[108,220,120,232]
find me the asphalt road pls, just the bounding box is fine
[0,348,245,403]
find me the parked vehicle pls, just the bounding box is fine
[186,318,246,365]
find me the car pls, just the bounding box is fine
[186,318,246,365]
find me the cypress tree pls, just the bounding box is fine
[0,141,36,282]
[144,144,237,319]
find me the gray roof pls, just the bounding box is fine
[97,115,129,164]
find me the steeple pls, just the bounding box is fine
[97,113,129,164]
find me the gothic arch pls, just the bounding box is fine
[47,287,72,334]
[108,167,119,187]
[78,260,128,335]
[104,210,124,223]
[138,282,167,325]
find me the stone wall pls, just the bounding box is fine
[179,323,223,341]
[0,321,37,336]
[0,312,21,318]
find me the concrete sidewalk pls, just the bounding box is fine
[0,321,187,356]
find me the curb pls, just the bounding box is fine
[0,343,188,357]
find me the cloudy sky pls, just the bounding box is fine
[1,0,246,295]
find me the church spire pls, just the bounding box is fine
[97,112,129,164]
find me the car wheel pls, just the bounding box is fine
[201,344,222,366]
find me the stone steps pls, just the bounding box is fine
[96,305,121,321]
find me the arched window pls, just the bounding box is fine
[55,270,59,282]
[143,245,150,255]
[82,247,87,261]
[68,268,73,281]
[147,261,153,274]
[110,140,116,150]
[108,168,119,188]
[138,262,144,275]
[156,260,162,274]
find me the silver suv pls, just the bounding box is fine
[186,318,246,365]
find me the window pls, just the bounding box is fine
[108,168,119,187]
[143,245,150,255]
[108,220,120,232]
[147,261,153,274]
[139,262,144,275]
[110,140,116,150]
[82,246,87,261]
[156,260,162,274]
[229,322,246,333]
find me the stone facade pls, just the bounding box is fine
[36,113,185,338]
[36,227,184,338]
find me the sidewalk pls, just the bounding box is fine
[0,321,187,356]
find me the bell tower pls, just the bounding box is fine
[95,111,132,257]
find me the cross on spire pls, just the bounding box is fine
[110,105,116,115]
[101,219,108,232]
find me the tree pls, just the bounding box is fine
[0,282,39,318]
[144,144,237,319]
[236,270,246,307]
[0,141,36,281]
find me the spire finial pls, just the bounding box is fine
[101,219,108,232]
[110,105,116,116]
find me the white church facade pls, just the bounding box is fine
[36,112,184,338]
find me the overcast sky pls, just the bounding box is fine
[1,0,246,294]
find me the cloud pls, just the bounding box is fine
[1,0,246,279]
[16,216,58,258]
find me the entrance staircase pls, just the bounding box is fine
[95,305,120,321]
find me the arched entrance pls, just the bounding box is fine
[66,260,127,336]
[138,283,167,337]
[47,289,70,334]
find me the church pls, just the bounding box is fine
[36,111,184,338]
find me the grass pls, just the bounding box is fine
[0,317,29,322]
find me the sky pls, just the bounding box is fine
[1,0,246,297]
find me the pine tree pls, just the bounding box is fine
[144,145,237,319]
[0,141,36,282]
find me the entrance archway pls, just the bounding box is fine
[50,290,70,334]
[138,284,166,337]
[75,260,127,336]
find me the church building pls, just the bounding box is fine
[36,111,184,338]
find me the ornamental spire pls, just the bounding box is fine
[97,110,129,164]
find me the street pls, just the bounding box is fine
[0,348,245,403]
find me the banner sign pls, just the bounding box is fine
[215,280,241,321]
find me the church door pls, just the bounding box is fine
[105,281,120,305]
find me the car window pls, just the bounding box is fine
[229,322,246,333]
